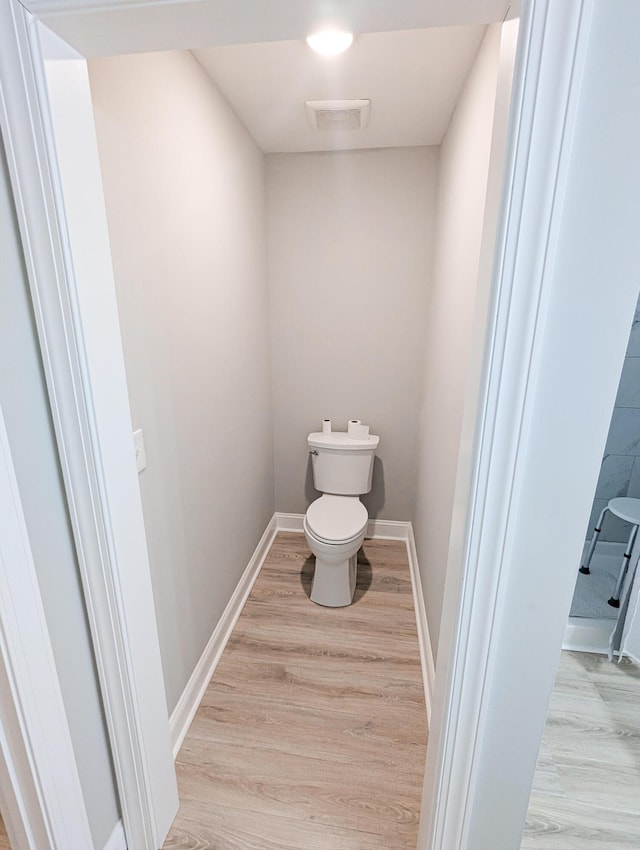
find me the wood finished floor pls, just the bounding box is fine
[522,650,640,849]
[163,532,427,849]
[0,813,10,850]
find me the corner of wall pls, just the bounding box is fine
[412,17,514,660]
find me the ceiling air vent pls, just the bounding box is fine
[305,99,371,131]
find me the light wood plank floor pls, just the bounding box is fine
[522,650,640,849]
[163,532,427,849]
[0,812,11,850]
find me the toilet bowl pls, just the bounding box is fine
[303,494,368,607]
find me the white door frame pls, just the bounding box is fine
[422,0,640,846]
[0,3,179,848]
[2,1,639,849]
[420,1,595,845]
[0,403,94,850]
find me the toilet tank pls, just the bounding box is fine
[308,432,380,495]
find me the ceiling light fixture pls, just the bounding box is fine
[306,30,354,56]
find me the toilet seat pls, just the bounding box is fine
[305,495,368,545]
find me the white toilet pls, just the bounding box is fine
[303,430,380,607]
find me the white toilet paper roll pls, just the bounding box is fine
[322,419,332,434]
[348,419,370,439]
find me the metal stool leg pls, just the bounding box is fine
[579,506,609,575]
[608,523,639,608]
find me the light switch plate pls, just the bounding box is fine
[133,428,147,473]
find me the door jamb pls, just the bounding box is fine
[419,1,596,847]
[0,3,178,847]
[0,403,94,850]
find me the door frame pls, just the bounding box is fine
[420,1,596,845]
[422,0,640,845]
[2,1,637,849]
[0,4,179,848]
[0,402,94,850]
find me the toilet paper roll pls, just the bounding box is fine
[322,419,332,434]
[348,419,370,439]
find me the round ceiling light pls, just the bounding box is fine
[306,30,354,56]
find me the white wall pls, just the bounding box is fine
[88,50,274,714]
[267,147,438,520]
[413,25,504,657]
[0,140,119,848]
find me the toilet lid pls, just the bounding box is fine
[306,495,368,544]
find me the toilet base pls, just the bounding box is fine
[310,552,358,607]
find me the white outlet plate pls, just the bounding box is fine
[133,428,147,473]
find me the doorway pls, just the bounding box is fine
[3,2,640,850]
[566,292,640,653]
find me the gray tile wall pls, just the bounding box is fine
[586,295,640,542]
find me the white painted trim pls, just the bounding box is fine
[274,513,434,722]
[102,820,127,850]
[420,3,598,849]
[0,4,178,848]
[406,524,436,726]
[275,511,414,541]
[274,512,305,533]
[563,617,613,655]
[170,517,278,757]
[0,404,93,850]
[366,518,410,540]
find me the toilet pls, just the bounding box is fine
[303,430,379,607]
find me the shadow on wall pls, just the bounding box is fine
[304,455,319,505]
[304,454,386,519]
[362,457,385,520]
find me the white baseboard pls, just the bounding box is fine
[103,820,126,850]
[169,516,278,757]
[275,511,413,542]
[275,512,435,723]
[406,523,435,726]
[563,616,612,654]
[366,518,409,540]
[275,512,304,532]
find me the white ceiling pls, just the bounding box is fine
[27,1,515,58]
[194,25,487,154]
[28,0,514,154]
